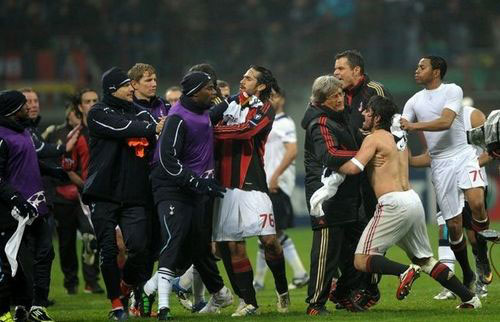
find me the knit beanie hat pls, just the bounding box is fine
[0,90,27,117]
[102,67,131,94]
[181,72,211,96]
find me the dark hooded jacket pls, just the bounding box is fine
[82,93,157,205]
[301,103,362,229]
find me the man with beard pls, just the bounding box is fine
[338,95,481,309]
[212,66,290,316]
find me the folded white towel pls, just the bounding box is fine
[391,114,407,151]
[310,169,345,217]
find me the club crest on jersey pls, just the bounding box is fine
[169,205,175,215]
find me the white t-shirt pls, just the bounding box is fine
[264,112,296,197]
[463,105,488,185]
[402,83,467,158]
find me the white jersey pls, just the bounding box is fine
[402,83,468,158]
[463,106,488,185]
[264,112,296,197]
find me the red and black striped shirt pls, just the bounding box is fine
[214,101,275,192]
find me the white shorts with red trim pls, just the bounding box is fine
[355,190,433,259]
[212,188,276,241]
[431,147,485,222]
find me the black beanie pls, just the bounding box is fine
[181,72,211,96]
[102,67,130,94]
[0,90,27,117]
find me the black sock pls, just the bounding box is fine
[366,255,408,276]
[265,251,288,294]
[430,262,473,302]
[450,237,474,284]
[232,258,257,307]
[218,243,242,298]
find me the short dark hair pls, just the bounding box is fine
[217,80,229,88]
[335,50,365,74]
[75,88,98,105]
[249,65,277,102]
[367,95,397,131]
[422,56,447,79]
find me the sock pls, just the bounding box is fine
[366,255,408,276]
[120,280,132,297]
[143,271,158,296]
[179,265,194,291]
[449,235,474,284]
[111,298,123,310]
[253,242,267,286]
[265,250,288,294]
[429,262,473,302]
[471,217,489,232]
[192,268,206,304]
[281,235,307,278]
[219,242,242,298]
[232,258,258,307]
[158,268,175,309]
[437,240,455,272]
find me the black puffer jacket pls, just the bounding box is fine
[301,103,362,229]
[82,93,156,205]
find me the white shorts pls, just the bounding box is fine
[431,147,485,222]
[212,188,276,241]
[355,190,433,260]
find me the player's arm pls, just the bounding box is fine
[88,106,157,139]
[401,108,456,132]
[209,100,229,124]
[478,151,493,167]
[309,117,357,169]
[409,149,431,168]
[338,134,377,175]
[214,104,274,140]
[269,141,297,192]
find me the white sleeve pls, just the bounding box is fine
[444,84,463,115]
[402,96,416,122]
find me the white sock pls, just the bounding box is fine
[438,245,455,273]
[282,236,307,278]
[144,271,158,296]
[254,245,267,285]
[192,268,206,304]
[179,265,194,290]
[158,267,175,309]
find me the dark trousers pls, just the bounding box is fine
[306,223,364,307]
[158,199,224,294]
[0,226,34,312]
[90,201,149,300]
[53,202,100,289]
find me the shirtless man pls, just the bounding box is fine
[337,95,480,309]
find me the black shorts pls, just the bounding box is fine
[269,189,294,230]
[462,186,488,230]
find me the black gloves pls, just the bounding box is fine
[191,177,226,198]
[10,194,38,219]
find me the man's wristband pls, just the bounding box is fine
[351,157,364,171]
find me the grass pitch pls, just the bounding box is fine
[44,223,500,321]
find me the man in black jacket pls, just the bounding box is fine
[333,49,393,304]
[302,75,365,315]
[83,67,164,321]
